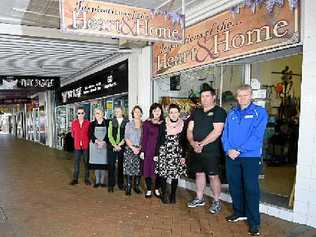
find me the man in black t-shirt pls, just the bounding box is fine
[187,84,226,214]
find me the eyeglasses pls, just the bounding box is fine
[77,112,85,115]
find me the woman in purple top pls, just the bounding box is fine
[140,103,164,198]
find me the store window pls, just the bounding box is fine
[55,94,128,151]
[154,65,245,180]
[155,65,245,115]
[221,65,245,111]
[155,66,222,119]
[251,54,302,208]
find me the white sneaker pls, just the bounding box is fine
[145,190,152,198]
[154,189,161,197]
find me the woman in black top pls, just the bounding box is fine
[89,108,109,188]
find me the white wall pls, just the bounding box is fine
[293,0,316,228]
[128,47,152,120]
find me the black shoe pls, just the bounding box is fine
[248,225,260,236]
[118,184,124,190]
[134,176,142,194]
[170,179,178,204]
[108,186,114,193]
[169,193,176,204]
[125,185,131,196]
[100,183,107,188]
[226,214,247,223]
[69,180,78,185]
[134,186,142,194]
[125,176,132,196]
[161,193,170,204]
[93,183,100,188]
[160,179,169,204]
[85,179,92,186]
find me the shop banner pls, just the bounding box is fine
[153,0,300,76]
[57,60,128,105]
[60,0,185,43]
[0,76,60,90]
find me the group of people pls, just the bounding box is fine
[69,84,268,236]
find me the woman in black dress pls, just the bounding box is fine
[154,104,186,204]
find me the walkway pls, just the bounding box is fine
[0,134,315,237]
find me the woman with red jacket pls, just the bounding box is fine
[69,107,91,186]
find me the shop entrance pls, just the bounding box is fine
[250,54,302,208]
[154,49,302,209]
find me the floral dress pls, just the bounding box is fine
[155,124,186,179]
[123,120,142,176]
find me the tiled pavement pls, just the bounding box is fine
[0,135,315,237]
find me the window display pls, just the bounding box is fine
[251,54,302,205]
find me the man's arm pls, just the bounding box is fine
[187,121,202,153]
[200,122,224,146]
[187,120,195,146]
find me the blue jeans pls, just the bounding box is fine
[73,149,89,181]
[95,170,106,184]
[226,157,262,227]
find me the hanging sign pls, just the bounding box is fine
[153,0,300,76]
[0,76,60,90]
[60,0,185,43]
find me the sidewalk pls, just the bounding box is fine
[0,135,315,237]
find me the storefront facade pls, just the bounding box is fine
[0,76,59,147]
[55,59,129,151]
[146,0,316,228]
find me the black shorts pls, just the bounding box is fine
[190,152,220,176]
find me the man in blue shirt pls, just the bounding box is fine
[222,85,268,236]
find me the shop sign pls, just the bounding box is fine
[60,0,185,43]
[153,0,300,76]
[57,60,128,105]
[0,76,60,90]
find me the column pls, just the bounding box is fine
[294,0,316,228]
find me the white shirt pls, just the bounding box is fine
[117,117,123,126]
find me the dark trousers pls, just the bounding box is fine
[73,149,89,181]
[226,157,262,227]
[108,148,124,187]
[145,176,162,191]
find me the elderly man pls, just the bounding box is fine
[222,85,268,236]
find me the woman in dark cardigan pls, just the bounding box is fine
[141,103,164,198]
[154,103,187,204]
[89,108,109,188]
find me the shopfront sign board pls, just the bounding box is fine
[153,1,300,76]
[60,0,185,43]
[0,76,60,90]
[57,60,128,105]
